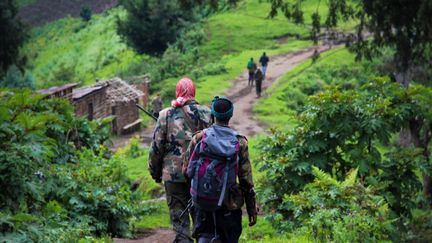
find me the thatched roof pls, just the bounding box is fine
[94,78,143,104]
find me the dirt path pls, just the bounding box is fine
[109,33,351,150]
[113,229,175,243]
[111,44,335,151]
[226,44,333,137]
[113,44,339,243]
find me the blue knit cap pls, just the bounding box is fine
[211,96,234,119]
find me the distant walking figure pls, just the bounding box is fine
[312,49,320,63]
[247,58,257,86]
[259,52,269,77]
[151,92,163,119]
[254,68,264,98]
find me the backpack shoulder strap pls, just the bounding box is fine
[236,134,247,142]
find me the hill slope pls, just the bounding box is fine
[23,0,327,90]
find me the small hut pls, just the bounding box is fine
[40,78,144,135]
[72,84,109,121]
[95,78,143,135]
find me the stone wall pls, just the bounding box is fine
[74,89,108,120]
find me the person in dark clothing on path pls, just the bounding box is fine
[259,52,269,77]
[183,97,258,243]
[254,68,264,98]
[247,58,257,86]
[312,49,320,63]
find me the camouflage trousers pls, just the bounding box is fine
[165,181,194,243]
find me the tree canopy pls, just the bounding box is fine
[268,0,432,86]
[117,0,197,55]
[0,0,28,77]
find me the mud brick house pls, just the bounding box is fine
[38,83,78,100]
[72,78,144,135]
[39,78,146,135]
[100,78,144,135]
[72,84,109,121]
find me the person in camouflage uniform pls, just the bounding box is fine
[148,78,211,243]
[182,96,257,243]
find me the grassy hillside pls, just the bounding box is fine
[149,0,330,104]
[24,8,141,88]
[254,48,384,129]
[23,0,337,93]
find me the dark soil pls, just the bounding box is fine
[19,0,118,26]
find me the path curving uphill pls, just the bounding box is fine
[114,44,339,243]
[227,44,336,138]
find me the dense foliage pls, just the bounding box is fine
[117,0,198,55]
[178,0,238,10]
[258,78,432,241]
[283,167,395,242]
[0,90,145,241]
[0,0,28,77]
[268,0,432,86]
[0,65,35,89]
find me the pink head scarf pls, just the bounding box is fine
[171,77,196,107]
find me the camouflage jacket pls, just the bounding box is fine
[148,100,211,183]
[182,126,256,211]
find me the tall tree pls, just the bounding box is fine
[268,0,432,87]
[117,0,196,55]
[0,0,28,77]
[268,0,432,204]
[177,0,238,10]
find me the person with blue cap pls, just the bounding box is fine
[182,96,257,243]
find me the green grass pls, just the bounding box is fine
[240,215,314,243]
[147,0,323,105]
[254,47,356,128]
[199,0,311,59]
[117,141,171,229]
[135,201,171,229]
[24,7,142,88]
[24,0,337,97]
[154,0,361,105]
[117,145,163,200]
[253,45,385,129]
[195,40,313,104]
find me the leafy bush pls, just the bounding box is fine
[0,90,145,241]
[126,136,143,158]
[0,65,35,89]
[0,0,28,75]
[277,167,395,242]
[258,78,432,240]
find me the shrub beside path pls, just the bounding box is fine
[113,43,339,243]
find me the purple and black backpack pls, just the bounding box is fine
[187,125,240,211]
